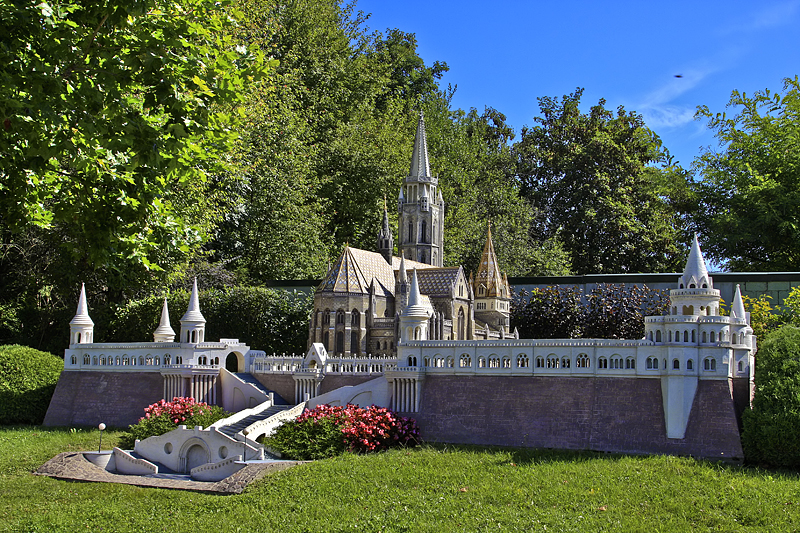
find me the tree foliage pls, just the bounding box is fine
[693,77,800,271]
[511,284,669,340]
[0,0,267,274]
[513,89,685,275]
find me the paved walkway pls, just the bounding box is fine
[35,452,302,494]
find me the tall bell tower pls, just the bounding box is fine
[398,112,444,266]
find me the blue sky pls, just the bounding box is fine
[357,0,800,169]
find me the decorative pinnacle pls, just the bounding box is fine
[70,283,94,327]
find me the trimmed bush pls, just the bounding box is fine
[742,326,800,467]
[118,397,230,449]
[267,404,420,460]
[0,344,63,425]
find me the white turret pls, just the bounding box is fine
[400,269,432,342]
[731,284,747,321]
[153,298,176,342]
[669,235,721,316]
[69,283,94,345]
[180,278,206,344]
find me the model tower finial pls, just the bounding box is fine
[180,278,206,344]
[153,297,176,342]
[731,284,747,321]
[679,234,711,289]
[69,283,94,344]
[377,201,394,264]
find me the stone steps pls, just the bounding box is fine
[217,404,296,438]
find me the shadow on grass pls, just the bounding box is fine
[420,440,800,480]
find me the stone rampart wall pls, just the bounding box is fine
[43,371,164,428]
[410,375,744,460]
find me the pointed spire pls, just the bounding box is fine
[181,277,206,323]
[679,234,712,289]
[70,283,94,327]
[731,284,747,320]
[474,225,504,296]
[380,204,391,235]
[408,112,431,179]
[153,298,176,342]
[398,254,408,285]
[408,268,422,308]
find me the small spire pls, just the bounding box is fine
[731,284,747,320]
[153,297,176,342]
[181,277,205,323]
[408,269,422,307]
[398,254,408,285]
[408,112,432,179]
[679,234,712,289]
[70,283,94,327]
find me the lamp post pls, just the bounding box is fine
[241,428,249,463]
[98,423,106,453]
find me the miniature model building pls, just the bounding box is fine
[307,113,513,358]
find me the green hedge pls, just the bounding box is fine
[741,326,800,467]
[0,345,63,425]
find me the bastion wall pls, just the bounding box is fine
[408,375,745,459]
[43,371,164,428]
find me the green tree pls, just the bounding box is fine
[513,89,684,275]
[692,76,800,271]
[0,0,267,275]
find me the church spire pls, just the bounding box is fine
[377,199,394,264]
[474,224,505,297]
[731,284,747,321]
[408,112,431,179]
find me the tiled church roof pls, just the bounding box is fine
[318,247,434,296]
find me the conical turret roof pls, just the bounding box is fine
[403,269,430,318]
[731,284,747,320]
[379,205,391,239]
[154,297,176,341]
[70,283,94,327]
[408,112,432,179]
[181,278,206,324]
[679,234,712,289]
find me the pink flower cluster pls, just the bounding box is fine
[299,404,420,453]
[142,397,211,424]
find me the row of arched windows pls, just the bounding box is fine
[315,309,361,329]
[75,354,170,366]
[647,329,744,345]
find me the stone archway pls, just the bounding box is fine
[179,437,211,473]
[225,351,245,373]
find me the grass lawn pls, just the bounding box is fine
[1,426,799,532]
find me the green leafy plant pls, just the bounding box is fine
[267,404,420,460]
[0,344,63,424]
[742,326,800,466]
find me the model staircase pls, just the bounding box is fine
[216,404,296,438]
[234,372,290,404]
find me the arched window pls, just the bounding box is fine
[626,357,636,369]
[687,359,693,370]
[323,331,330,349]
[673,359,680,370]
[336,309,345,325]
[683,330,689,342]
[668,331,673,342]
[702,331,707,343]
[350,331,359,354]
[352,309,360,328]
[336,331,344,354]
[408,221,413,243]
[458,308,466,340]
[691,330,696,343]
[738,361,743,372]
[598,357,608,369]
[478,356,486,368]
[710,331,716,342]
[460,354,471,368]
[517,355,529,368]
[561,356,570,369]
[421,220,427,243]
[656,330,662,342]
[83,354,90,365]
[646,356,658,370]
[535,356,544,368]
[546,356,558,369]
[577,354,590,368]
[704,357,716,371]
